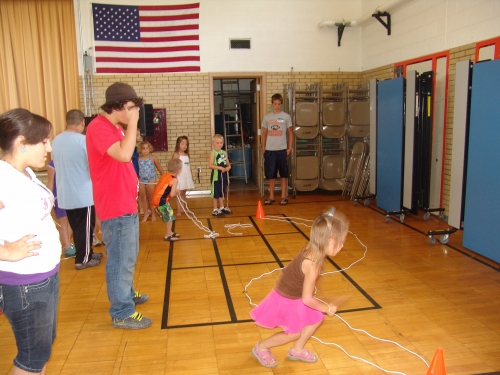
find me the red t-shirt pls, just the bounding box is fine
[86,115,138,221]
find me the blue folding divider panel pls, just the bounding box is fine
[376,77,405,212]
[462,59,500,263]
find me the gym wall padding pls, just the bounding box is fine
[376,77,405,213]
[462,59,500,263]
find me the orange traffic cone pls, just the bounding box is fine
[256,201,266,219]
[426,347,446,375]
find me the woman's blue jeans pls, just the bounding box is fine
[0,272,59,372]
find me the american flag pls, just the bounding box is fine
[92,3,200,74]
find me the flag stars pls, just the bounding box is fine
[93,4,141,41]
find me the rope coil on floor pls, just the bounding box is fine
[176,196,219,238]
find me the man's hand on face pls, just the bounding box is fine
[124,104,140,126]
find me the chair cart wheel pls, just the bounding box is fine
[364,199,370,206]
[353,199,358,206]
[440,234,450,245]
[385,215,390,223]
[429,235,436,244]
[423,212,430,221]
[292,188,297,198]
[438,212,445,220]
[400,214,405,223]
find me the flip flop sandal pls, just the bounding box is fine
[264,198,275,205]
[288,348,318,363]
[280,198,288,205]
[172,233,180,238]
[251,343,278,368]
[164,235,179,242]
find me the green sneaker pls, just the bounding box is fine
[64,244,76,257]
[112,312,152,329]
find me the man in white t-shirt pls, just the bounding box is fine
[51,110,102,270]
[261,93,293,206]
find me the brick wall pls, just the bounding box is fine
[82,73,213,189]
[265,71,366,104]
[82,71,366,191]
[360,64,394,82]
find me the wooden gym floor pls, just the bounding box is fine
[1,190,499,375]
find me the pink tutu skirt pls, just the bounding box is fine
[250,289,324,334]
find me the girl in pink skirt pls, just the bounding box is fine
[250,206,349,368]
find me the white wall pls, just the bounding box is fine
[361,0,500,70]
[75,0,500,74]
[74,0,362,74]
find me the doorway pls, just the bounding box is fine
[210,74,266,191]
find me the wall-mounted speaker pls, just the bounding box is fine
[138,104,154,137]
[83,116,97,135]
[84,116,97,127]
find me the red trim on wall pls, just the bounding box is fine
[475,36,500,61]
[394,50,449,78]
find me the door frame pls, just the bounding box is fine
[209,72,267,186]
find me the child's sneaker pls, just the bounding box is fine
[93,234,102,247]
[212,209,225,217]
[64,244,76,257]
[220,207,232,214]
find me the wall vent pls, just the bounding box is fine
[230,39,251,49]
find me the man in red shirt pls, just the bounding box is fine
[86,82,151,329]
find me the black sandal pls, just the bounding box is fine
[280,198,288,205]
[264,198,275,205]
[164,235,179,242]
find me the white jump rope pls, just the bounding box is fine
[175,169,253,237]
[175,196,430,374]
[174,173,261,239]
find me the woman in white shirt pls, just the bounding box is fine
[0,108,60,375]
